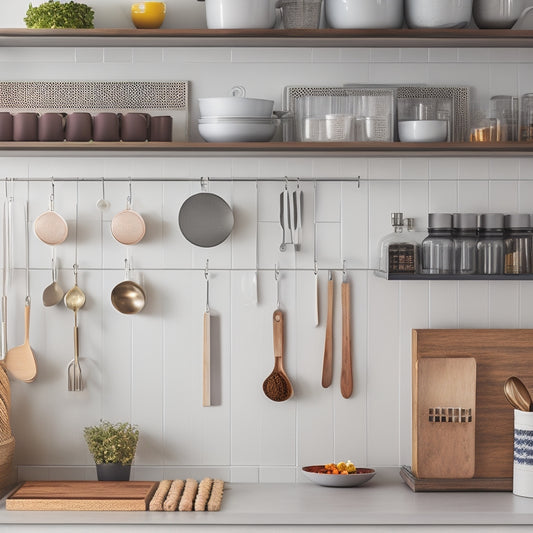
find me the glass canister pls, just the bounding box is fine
[477,213,505,275]
[504,214,532,274]
[378,212,419,274]
[421,213,454,274]
[520,93,533,141]
[453,213,477,275]
[489,95,518,142]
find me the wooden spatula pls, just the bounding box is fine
[340,271,353,398]
[321,271,333,388]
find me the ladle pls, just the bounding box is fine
[42,252,64,307]
[262,267,293,402]
[65,264,85,392]
[111,258,146,315]
[504,376,532,412]
[96,178,110,210]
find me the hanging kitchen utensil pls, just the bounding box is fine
[34,180,68,246]
[313,181,319,327]
[340,263,353,399]
[241,181,258,305]
[111,257,146,315]
[279,182,292,252]
[5,202,37,383]
[42,251,64,307]
[262,266,293,402]
[178,177,234,248]
[1,182,8,362]
[504,376,532,412]
[96,177,110,210]
[203,261,211,407]
[65,264,85,392]
[292,180,302,251]
[111,180,146,245]
[321,270,333,389]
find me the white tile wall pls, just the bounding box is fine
[0,43,532,481]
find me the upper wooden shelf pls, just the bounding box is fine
[0,141,531,157]
[2,28,533,48]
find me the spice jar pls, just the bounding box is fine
[477,213,505,275]
[421,213,454,274]
[453,213,477,275]
[378,212,419,274]
[504,214,532,274]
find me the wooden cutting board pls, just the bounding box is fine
[413,357,476,479]
[6,481,158,511]
[413,329,533,480]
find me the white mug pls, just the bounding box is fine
[473,0,524,28]
[204,0,278,29]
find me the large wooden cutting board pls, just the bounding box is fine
[6,481,158,511]
[413,329,533,479]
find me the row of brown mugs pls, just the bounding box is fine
[0,112,173,142]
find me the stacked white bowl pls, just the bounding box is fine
[198,87,277,143]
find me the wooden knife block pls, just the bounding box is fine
[413,357,476,479]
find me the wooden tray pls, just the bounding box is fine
[6,481,158,511]
[400,466,512,492]
[413,329,533,480]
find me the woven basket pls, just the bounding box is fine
[279,0,322,28]
[0,436,15,493]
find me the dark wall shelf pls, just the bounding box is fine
[375,271,533,281]
[1,28,533,48]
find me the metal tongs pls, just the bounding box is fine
[279,180,302,252]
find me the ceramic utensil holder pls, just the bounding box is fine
[149,115,173,141]
[93,113,120,142]
[0,113,13,141]
[13,113,38,141]
[65,113,92,142]
[514,409,533,498]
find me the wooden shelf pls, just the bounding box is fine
[2,28,533,48]
[0,141,531,157]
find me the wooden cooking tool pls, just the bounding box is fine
[5,204,37,383]
[412,329,533,480]
[340,270,353,398]
[6,481,158,511]
[504,376,532,412]
[203,264,211,407]
[413,357,476,479]
[263,309,293,402]
[321,271,333,388]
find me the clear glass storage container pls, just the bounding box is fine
[477,213,505,275]
[453,213,477,275]
[504,214,532,274]
[422,213,454,274]
[378,212,419,274]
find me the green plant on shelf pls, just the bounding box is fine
[25,1,94,29]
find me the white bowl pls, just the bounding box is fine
[199,97,274,118]
[325,0,404,28]
[198,119,278,142]
[473,0,524,28]
[405,0,473,28]
[302,466,376,487]
[205,0,277,28]
[398,120,448,142]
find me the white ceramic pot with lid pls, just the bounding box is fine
[198,86,274,118]
[200,0,278,28]
[405,0,473,28]
[473,0,524,28]
[324,0,404,29]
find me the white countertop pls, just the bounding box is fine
[1,468,533,529]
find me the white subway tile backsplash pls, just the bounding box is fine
[231,48,312,63]
[428,48,458,63]
[75,47,104,63]
[400,49,428,63]
[370,49,400,63]
[103,48,133,63]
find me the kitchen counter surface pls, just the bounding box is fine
[1,468,533,531]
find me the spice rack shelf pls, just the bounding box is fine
[2,28,533,48]
[375,272,533,281]
[0,141,532,157]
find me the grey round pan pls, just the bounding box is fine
[178,192,234,247]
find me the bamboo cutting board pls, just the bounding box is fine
[413,329,533,480]
[413,357,476,479]
[6,481,158,511]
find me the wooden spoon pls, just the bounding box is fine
[321,271,333,388]
[504,376,532,411]
[340,271,353,399]
[5,302,37,383]
[263,309,293,402]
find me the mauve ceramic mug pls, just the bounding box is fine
[93,112,120,142]
[13,112,39,141]
[149,115,173,141]
[65,112,92,141]
[38,112,66,142]
[121,113,150,142]
[0,113,13,141]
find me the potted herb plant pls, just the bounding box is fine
[83,420,139,481]
[24,1,95,29]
